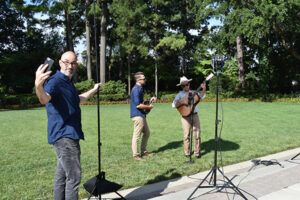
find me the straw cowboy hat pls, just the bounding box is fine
[176,76,192,86]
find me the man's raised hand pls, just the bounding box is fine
[93,83,102,92]
[35,64,52,88]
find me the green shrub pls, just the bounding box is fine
[100,94,127,101]
[5,95,20,105]
[0,94,40,108]
[100,80,128,101]
[208,75,238,95]
[74,80,128,102]
[100,80,126,94]
[0,93,7,107]
[74,79,95,94]
[160,93,176,101]
[23,95,40,105]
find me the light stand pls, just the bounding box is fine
[290,81,300,160]
[187,55,248,200]
[83,1,124,199]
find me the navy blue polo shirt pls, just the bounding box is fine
[130,84,146,118]
[44,70,84,144]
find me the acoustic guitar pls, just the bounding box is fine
[141,95,156,114]
[176,73,214,116]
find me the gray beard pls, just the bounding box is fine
[61,70,73,78]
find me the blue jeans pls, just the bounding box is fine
[53,138,81,200]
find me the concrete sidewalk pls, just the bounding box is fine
[86,147,300,200]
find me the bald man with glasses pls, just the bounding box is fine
[35,51,101,200]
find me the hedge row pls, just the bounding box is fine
[1,78,299,109]
[2,93,299,110]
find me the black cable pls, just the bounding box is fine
[251,159,284,168]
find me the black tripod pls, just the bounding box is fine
[187,56,248,200]
[83,1,125,199]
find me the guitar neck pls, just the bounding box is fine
[196,80,207,92]
[195,73,214,91]
[149,95,156,104]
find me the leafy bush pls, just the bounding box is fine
[74,79,95,94]
[74,80,128,102]
[245,71,259,91]
[208,75,238,95]
[100,94,127,101]
[160,93,176,101]
[0,93,7,107]
[100,80,128,101]
[100,80,126,95]
[0,94,40,108]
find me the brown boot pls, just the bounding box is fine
[133,156,146,161]
[143,152,155,157]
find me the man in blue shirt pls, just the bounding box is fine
[172,76,206,159]
[130,72,156,161]
[35,51,101,200]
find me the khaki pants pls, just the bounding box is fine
[132,116,150,157]
[181,114,201,156]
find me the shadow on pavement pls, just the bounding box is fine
[123,168,181,200]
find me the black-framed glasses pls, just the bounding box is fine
[139,78,146,81]
[61,60,78,67]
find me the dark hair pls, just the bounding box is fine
[134,72,144,81]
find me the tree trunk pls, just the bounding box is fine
[181,0,190,74]
[64,7,74,52]
[154,52,158,97]
[100,0,107,84]
[85,0,92,80]
[64,3,76,82]
[127,53,131,96]
[236,34,245,89]
[107,45,112,80]
[154,3,158,97]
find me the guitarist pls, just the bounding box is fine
[172,76,206,159]
[130,72,156,161]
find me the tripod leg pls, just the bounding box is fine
[87,181,98,200]
[291,153,300,160]
[187,168,215,200]
[115,191,126,200]
[215,175,237,192]
[217,168,248,200]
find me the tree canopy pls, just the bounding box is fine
[1,0,299,95]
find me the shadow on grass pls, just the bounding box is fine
[124,168,181,200]
[152,138,239,157]
[201,138,240,156]
[152,140,182,154]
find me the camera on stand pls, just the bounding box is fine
[211,54,225,73]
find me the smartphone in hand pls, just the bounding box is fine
[43,57,54,72]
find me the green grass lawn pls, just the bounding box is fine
[0,102,300,199]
